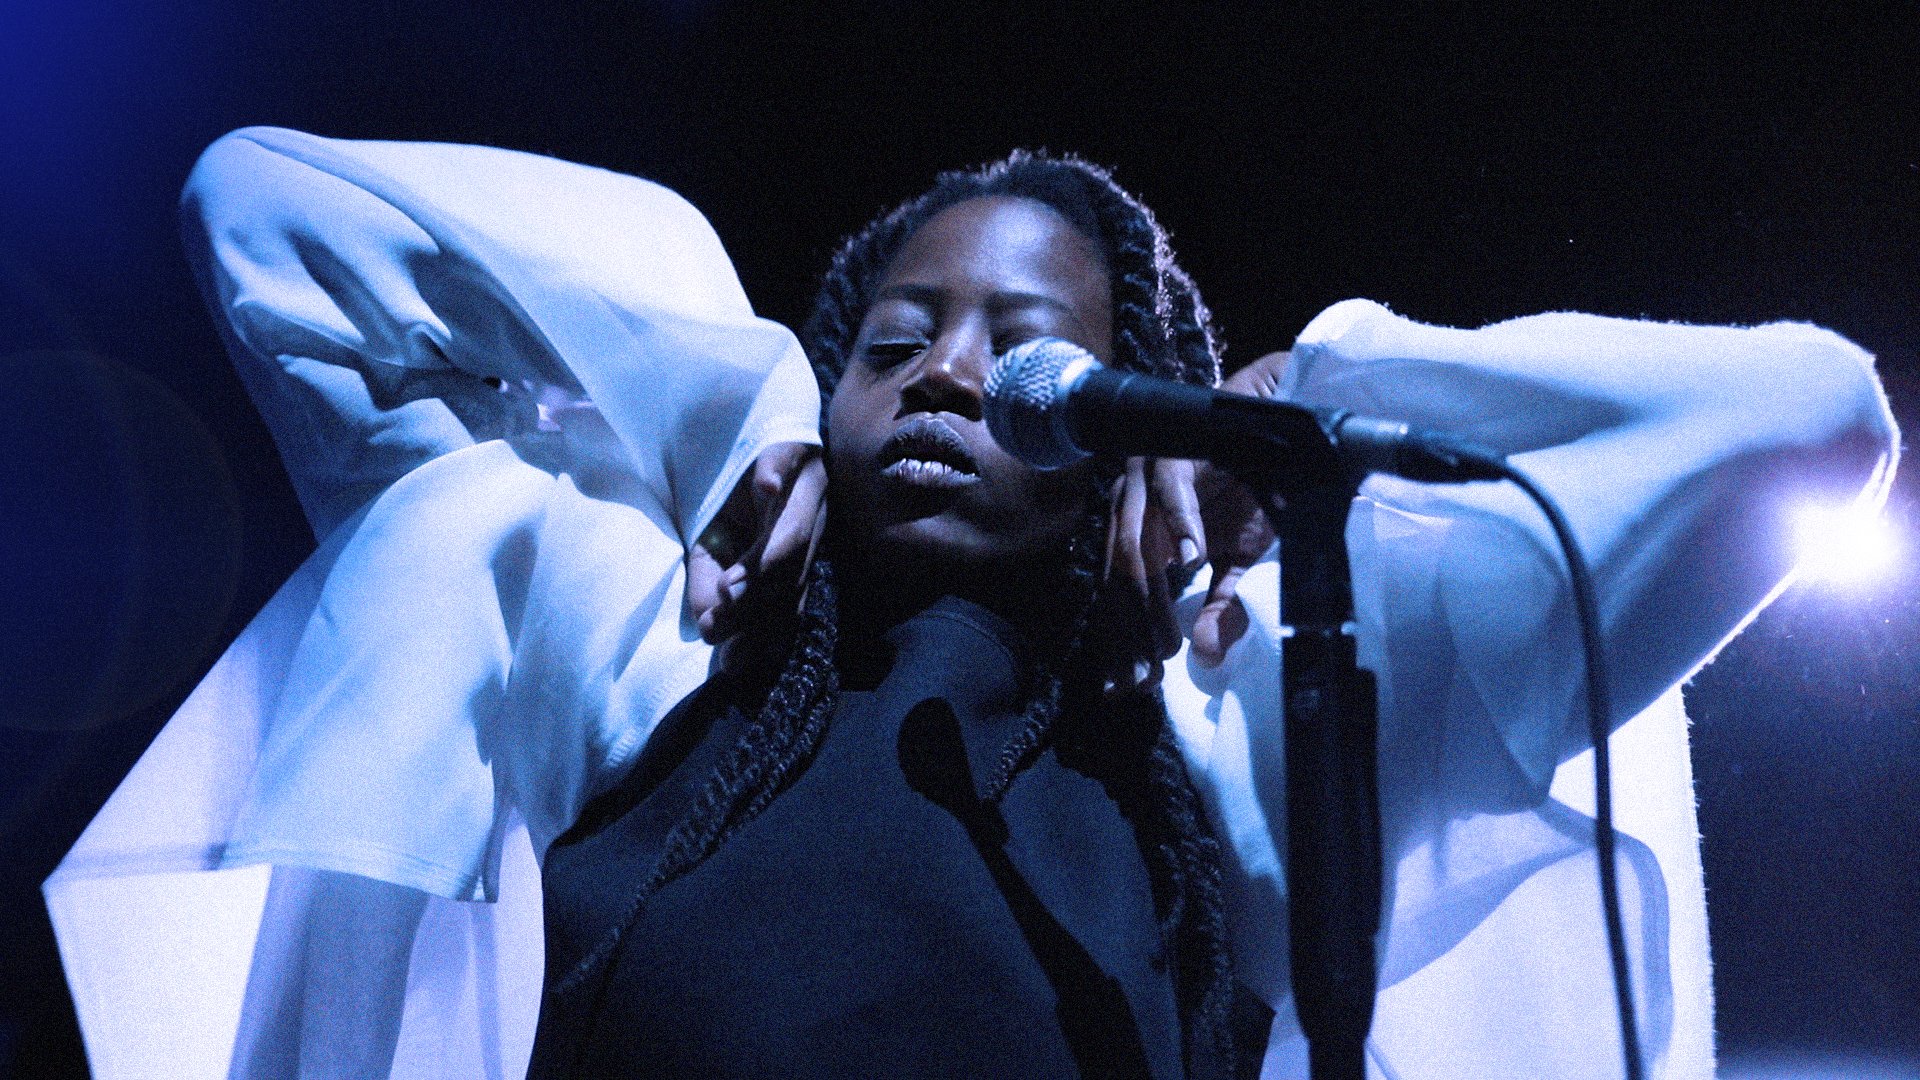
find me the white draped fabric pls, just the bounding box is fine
[46,128,1898,1079]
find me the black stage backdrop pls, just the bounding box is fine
[2,4,1915,1077]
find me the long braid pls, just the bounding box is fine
[1146,718,1236,1075]
[1090,171,1221,388]
[979,484,1110,801]
[646,557,841,887]
[550,557,839,995]
[989,496,1238,1080]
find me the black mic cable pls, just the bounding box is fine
[1486,458,1644,1080]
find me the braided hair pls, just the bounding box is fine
[564,152,1239,1078]
[802,150,1219,398]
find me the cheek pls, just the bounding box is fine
[823,389,852,446]
[990,459,1101,548]
[823,386,880,460]
[826,378,891,444]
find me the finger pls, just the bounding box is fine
[1220,349,1292,399]
[687,545,744,638]
[796,500,827,612]
[759,453,826,572]
[706,563,749,639]
[1115,457,1151,596]
[1205,552,1245,609]
[752,440,814,487]
[722,441,813,578]
[1190,564,1252,667]
[687,546,731,643]
[1138,486,1176,576]
[1138,502,1183,661]
[693,441,819,643]
[747,445,798,550]
[1150,457,1205,569]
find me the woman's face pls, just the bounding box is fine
[826,196,1114,591]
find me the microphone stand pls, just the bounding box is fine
[1272,479,1380,1080]
[1227,428,1381,1080]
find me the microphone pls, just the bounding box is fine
[983,337,1505,485]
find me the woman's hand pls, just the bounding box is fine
[1106,457,1204,669]
[1188,350,1290,667]
[1105,351,1295,673]
[687,441,827,643]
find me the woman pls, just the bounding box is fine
[534,158,1249,1078]
[45,128,1896,1079]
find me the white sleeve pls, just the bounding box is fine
[180,126,820,544]
[1286,299,1896,786]
[45,128,821,1080]
[1163,299,1897,1078]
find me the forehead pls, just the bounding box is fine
[877,196,1109,309]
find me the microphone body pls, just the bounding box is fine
[984,338,1503,486]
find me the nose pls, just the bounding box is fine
[899,328,990,422]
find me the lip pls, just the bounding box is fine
[879,416,982,490]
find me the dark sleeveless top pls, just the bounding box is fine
[528,597,1203,1078]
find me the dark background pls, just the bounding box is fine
[2,3,1914,1076]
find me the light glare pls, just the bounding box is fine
[1792,502,1899,583]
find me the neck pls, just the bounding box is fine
[831,547,1075,650]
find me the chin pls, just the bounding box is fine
[871,518,1000,576]
[873,518,1079,601]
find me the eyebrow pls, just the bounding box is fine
[873,283,1079,318]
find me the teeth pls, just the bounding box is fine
[897,459,957,477]
[883,458,977,485]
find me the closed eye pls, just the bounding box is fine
[864,341,925,369]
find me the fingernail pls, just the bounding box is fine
[1178,537,1201,568]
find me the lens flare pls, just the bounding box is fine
[1792,501,1899,584]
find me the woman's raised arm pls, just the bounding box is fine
[51,128,825,1079]
[1163,299,1896,1075]
[182,126,819,542]
[1284,299,1898,782]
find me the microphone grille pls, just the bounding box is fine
[984,337,1093,469]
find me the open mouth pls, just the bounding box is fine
[880,417,982,489]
